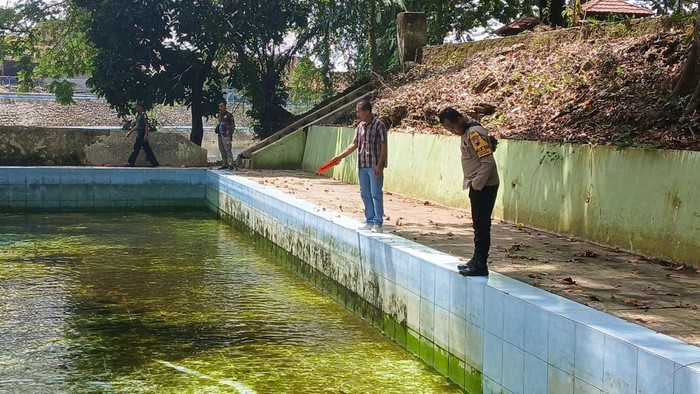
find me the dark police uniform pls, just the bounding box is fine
[127,112,159,167]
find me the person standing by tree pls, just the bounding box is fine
[216,101,236,170]
[439,107,499,276]
[333,100,388,233]
[125,102,159,167]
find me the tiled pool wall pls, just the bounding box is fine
[0,167,207,211]
[206,171,700,394]
[2,167,699,393]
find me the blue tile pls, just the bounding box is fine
[603,336,638,394]
[502,341,525,394]
[7,168,26,185]
[548,314,576,374]
[407,255,421,295]
[434,266,451,310]
[434,306,450,349]
[420,298,435,341]
[93,169,111,185]
[449,272,468,320]
[420,261,436,302]
[503,296,526,348]
[41,168,62,184]
[636,350,673,394]
[673,364,700,394]
[524,304,549,361]
[466,278,485,328]
[484,286,505,337]
[483,331,503,385]
[523,352,548,394]
[574,324,605,388]
[465,321,484,370]
[449,313,467,361]
[483,376,504,394]
[548,365,574,394]
[393,248,409,289]
[0,167,9,184]
[574,378,604,394]
[405,288,421,332]
[25,169,43,185]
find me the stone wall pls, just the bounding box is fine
[0,126,207,167]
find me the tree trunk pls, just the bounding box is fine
[674,0,700,114]
[369,0,379,73]
[190,80,204,146]
[539,0,565,27]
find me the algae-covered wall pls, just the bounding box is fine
[303,126,700,266]
[0,126,207,167]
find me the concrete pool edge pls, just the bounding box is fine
[1,166,699,393]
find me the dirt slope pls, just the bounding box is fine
[371,17,699,151]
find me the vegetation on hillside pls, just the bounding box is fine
[372,18,699,151]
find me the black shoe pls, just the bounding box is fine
[218,165,228,170]
[458,258,475,270]
[459,262,489,277]
[228,165,235,171]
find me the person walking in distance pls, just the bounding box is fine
[216,101,236,170]
[333,100,388,233]
[439,107,499,276]
[125,102,159,167]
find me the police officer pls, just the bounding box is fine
[125,102,159,167]
[438,107,499,276]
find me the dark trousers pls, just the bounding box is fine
[469,185,498,264]
[128,135,159,166]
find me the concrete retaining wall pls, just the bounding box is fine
[249,128,307,169]
[301,126,700,267]
[206,171,700,394]
[0,126,207,167]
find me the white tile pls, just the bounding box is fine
[465,321,484,370]
[449,273,468,320]
[603,336,638,394]
[502,341,525,394]
[637,350,673,394]
[548,365,574,394]
[449,313,467,361]
[484,286,505,337]
[483,331,503,385]
[503,296,526,348]
[420,298,435,341]
[434,266,451,310]
[574,324,605,388]
[548,314,576,374]
[574,378,604,394]
[434,306,450,349]
[524,352,548,394]
[673,364,700,394]
[466,278,485,328]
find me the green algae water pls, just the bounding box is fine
[0,211,459,393]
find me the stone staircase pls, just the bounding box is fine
[237,81,374,168]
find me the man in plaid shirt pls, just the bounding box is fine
[333,100,388,233]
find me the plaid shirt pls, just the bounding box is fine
[353,117,387,168]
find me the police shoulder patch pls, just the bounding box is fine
[469,130,492,158]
